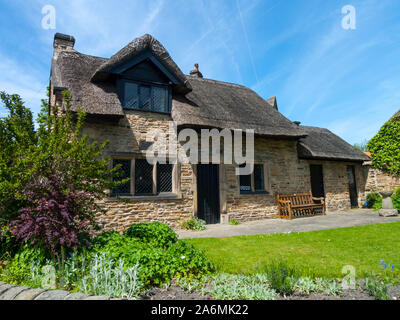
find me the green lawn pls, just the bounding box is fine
[187,222,400,279]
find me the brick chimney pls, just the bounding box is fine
[54,33,75,50]
[50,33,75,114]
[266,96,278,110]
[190,63,203,78]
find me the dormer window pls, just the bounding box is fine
[118,79,171,113]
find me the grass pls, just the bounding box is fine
[187,222,400,280]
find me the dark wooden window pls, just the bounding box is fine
[135,159,154,195]
[112,159,131,196]
[254,164,265,191]
[119,79,170,113]
[239,163,268,194]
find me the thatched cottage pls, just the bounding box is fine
[50,33,378,231]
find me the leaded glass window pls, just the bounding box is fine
[157,163,173,193]
[112,159,131,195]
[135,159,154,195]
[119,79,170,113]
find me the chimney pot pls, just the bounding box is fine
[190,63,203,78]
[293,121,301,126]
[53,33,75,50]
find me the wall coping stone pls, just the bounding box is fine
[0,283,113,300]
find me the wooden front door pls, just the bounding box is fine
[310,164,325,199]
[197,164,220,224]
[347,165,358,208]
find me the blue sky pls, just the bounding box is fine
[0,0,399,145]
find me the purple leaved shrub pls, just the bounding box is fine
[10,175,99,257]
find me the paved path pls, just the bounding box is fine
[177,209,400,239]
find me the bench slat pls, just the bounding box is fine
[277,192,325,219]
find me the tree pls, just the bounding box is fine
[0,89,127,247]
[0,92,37,221]
[10,175,97,256]
[367,110,400,175]
[353,139,369,152]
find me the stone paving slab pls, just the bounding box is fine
[177,209,400,239]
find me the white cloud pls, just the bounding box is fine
[0,51,47,116]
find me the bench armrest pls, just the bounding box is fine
[312,197,324,203]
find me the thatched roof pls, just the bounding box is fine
[51,34,306,138]
[90,34,190,93]
[52,51,124,116]
[297,126,370,162]
[172,78,305,137]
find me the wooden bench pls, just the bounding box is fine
[276,192,325,219]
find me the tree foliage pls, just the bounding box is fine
[10,175,98,256]
[367,111,400,175]
[353,139,369,152]
[0,89,126,253]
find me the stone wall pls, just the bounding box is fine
[362,163,400,194]
[0,281,112,300]
[301,160,366,211]
[222,138,310,222]
[81,111,196,231]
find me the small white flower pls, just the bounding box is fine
[181,256,186,259]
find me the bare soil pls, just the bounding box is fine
[142,283,400,301]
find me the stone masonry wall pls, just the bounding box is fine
[222,138,311,222]
[301,160,366,211]
[362,164,400,194]
[81,110,195,231]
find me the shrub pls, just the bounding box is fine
[204,273,278,300]
[10,175,100,258]
[78,252,142,299]
[126,222,178,248]
[367,111,400,175]
[181,218,206,231]
[92,232,213,287]
[0,90,124,224]
[229,219,240,225]
[325,280,343,296]
[366,192,382,209]
[263,260,300,295]
[392,187,400,210]
[1,244,50,287]
[365,274,389,300]
[0,225,19,261]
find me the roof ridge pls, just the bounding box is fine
[187,76,247,89]
[58,50,109,61]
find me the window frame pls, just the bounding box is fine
[117,78,172,114]
[238,162,270,195]
[110,156,180,198]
